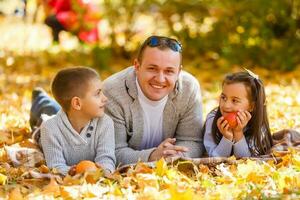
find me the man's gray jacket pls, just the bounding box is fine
[103,67,204,166]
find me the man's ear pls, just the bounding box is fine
[70,97,82,111]
[176,65,182,79]
[133,59,140,71]
[179,65,182,73]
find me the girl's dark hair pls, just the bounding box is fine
[209,72,273,156]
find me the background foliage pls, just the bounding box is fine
[97,0,300,71]
[1,0,299,71]
[0,0,300,198]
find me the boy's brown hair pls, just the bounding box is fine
[51,67,99,111]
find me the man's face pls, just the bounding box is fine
[134,47,181,101]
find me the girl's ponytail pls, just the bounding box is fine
[251,78,273,155]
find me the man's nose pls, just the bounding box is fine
[155,71,165,82]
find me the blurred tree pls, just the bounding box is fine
[3,0,297,71]
[97,0,300,71]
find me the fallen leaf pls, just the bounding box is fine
[8,187,23,200]
[0,173,7,185]
[42,178,60,196]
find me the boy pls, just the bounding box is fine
[37,67,115,175]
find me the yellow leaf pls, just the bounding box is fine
[0,173,7,185]
[8,187,23,200]
[166,168,178,180]
[63,174,84,186]
[60,186,80,199]
[246,172,265,184]
[84,168,103,184]
[134,162,153,174]
[155,158,167,177]
[201,179,215,189]
[0,148,8,162]
[169,185,194,200]
[216,176,233,184]
[292,153,300,170]
[136,173,159,189]
[113,186,122,196]
[19,139,39,149]
[38,164,50,173]
[0,131,11,144]
[42,178,60,196]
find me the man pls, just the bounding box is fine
[103,35,204,166]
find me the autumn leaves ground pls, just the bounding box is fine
[1,17,300,199]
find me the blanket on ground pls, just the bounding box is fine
[3,129,300,174]
[117,129,300,173]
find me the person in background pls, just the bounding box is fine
[43,0,100,43]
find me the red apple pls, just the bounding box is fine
[224,112,237,128]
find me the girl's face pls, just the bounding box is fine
[219,82,254,116]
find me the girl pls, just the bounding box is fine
[203,70,273,157]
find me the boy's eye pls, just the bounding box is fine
[96,90,102,96]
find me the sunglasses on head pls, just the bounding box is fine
[146,36,182,52]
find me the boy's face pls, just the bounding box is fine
[80,78,107,118]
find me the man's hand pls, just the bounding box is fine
[148,138,189,162]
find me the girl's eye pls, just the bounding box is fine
[221,96,227,101]
[233,99,240,103]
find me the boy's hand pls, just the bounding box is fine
[233,111,252,141]
[95,163,103,169]
[95,163,111,177]
[68,165,76,176]
[217,116,234,141]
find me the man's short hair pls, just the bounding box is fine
[137,35,183,65]
[51,66,99,111]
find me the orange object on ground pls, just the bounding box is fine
[75,160,97,174]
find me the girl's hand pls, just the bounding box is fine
[233,111,252,141]
[217,116,234,141]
